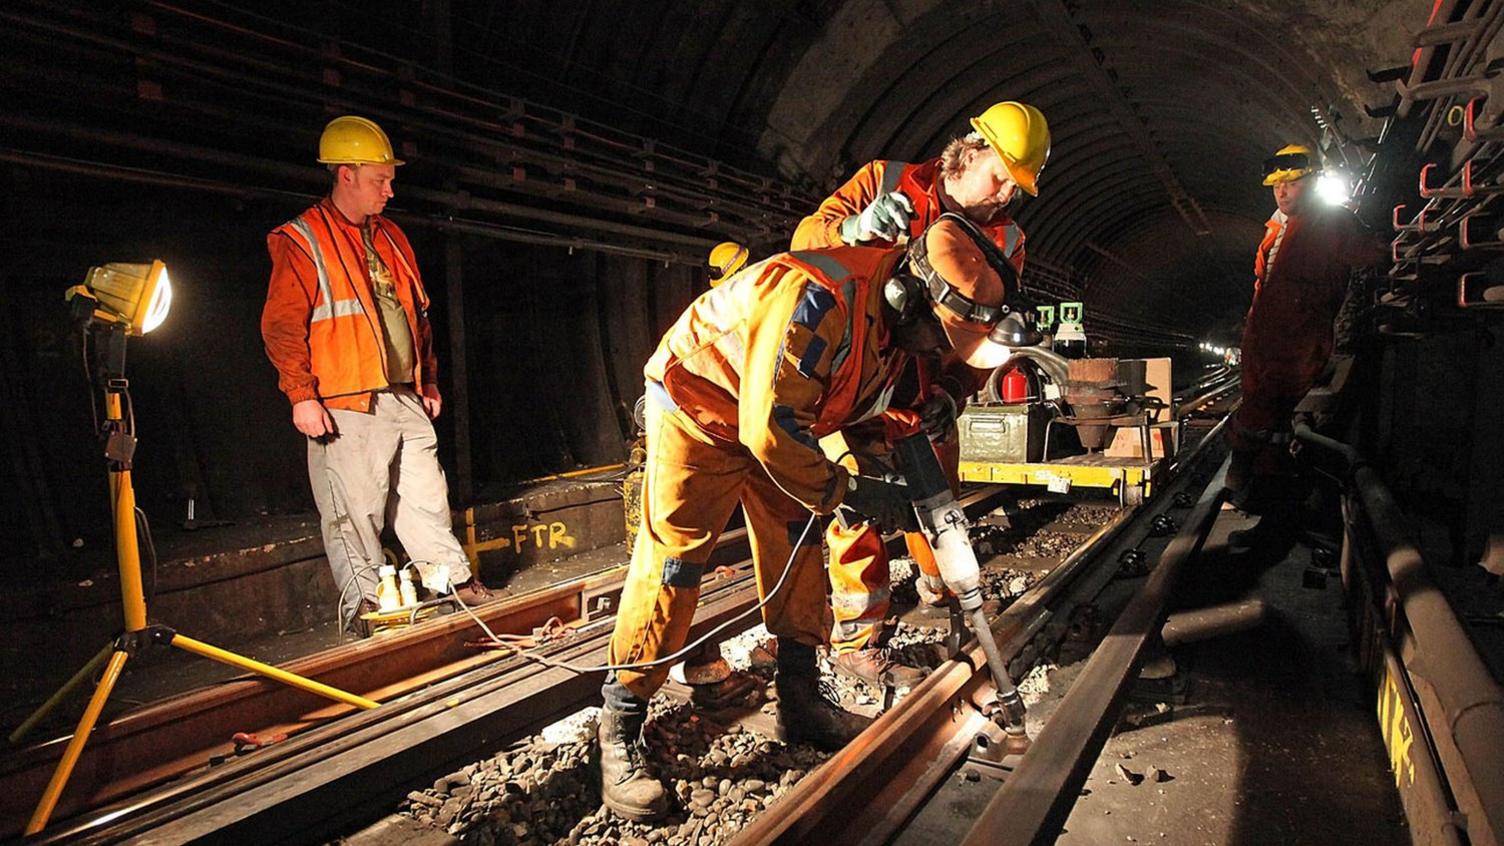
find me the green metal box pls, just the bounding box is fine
[958,404,1050,464]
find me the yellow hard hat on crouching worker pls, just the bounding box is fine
[970,101,1051,197]
[1261,144,1315,186]
[707,241,749,287]
[317,116,405,166]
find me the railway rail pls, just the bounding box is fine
[6,394,1237,845]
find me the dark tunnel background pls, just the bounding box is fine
[0,0,1422,570]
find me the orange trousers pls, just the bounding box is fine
[822,427,955,652]
[608,397,829,700]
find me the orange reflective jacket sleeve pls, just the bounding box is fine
[738,278,852,512]
[262,232,321,405]
[790,161,887,250]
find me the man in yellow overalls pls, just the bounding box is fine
[599,216,1023,820]
[792,101,1050,685]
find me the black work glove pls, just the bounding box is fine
[837,474,918,533]
[920,389,958,444]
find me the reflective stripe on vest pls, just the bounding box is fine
[773,248,902,436]
[879,160,904,195]
[787,250,853,284]
[285,217,366,324]
[1001,221,1022,258]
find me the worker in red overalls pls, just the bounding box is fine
[1228,144,1380,545]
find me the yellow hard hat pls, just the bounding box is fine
[970,102,1051,197]
[1261,144,1314,186]
[707,241,749,286]
[317,115,405,166]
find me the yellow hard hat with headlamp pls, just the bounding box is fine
[707,241,749,287]
[1261,144,1316,186]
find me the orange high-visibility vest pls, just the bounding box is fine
[267,202,432,404]
[648,246,901,439]
[646,245,908,510]
[1251,216,1285,302]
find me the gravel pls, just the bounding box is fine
[388,499,1117,845]
[394,629,834,846]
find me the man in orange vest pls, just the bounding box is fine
[790,102,1050,686]
[262,116,491,634]
[598,216,1025,821]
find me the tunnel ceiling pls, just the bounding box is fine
[40,0,1423,341]
[405,0,1420,339]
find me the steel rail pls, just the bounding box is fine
[964,457,1230,845]
[46,585,755,845]
[0,526,751,836]
[24,489,1013,843]
[733,410,1234,845]
[729,513,1139,846]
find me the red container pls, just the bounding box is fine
[1000,366,1030,403]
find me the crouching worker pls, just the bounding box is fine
[598,215,1025,820]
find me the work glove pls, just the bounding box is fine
[840,192,916,244]
[920,389,958,444]
[838,474,918,533]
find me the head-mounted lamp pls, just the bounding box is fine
[1261,152,1309,178]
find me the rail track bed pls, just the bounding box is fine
[10,399,1243,845]
[338,421,1230,846]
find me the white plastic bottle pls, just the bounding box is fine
[376,564,401,612]
[398,567,419,608]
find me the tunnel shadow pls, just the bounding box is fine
[1118,523,1408,845]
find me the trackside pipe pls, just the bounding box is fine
[1294,423,1504,843]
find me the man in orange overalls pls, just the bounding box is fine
[1229,144,1380,543]
[598,217,1025,820]
[791,101,1050,685]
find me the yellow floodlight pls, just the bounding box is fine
[19,255,377,836]
[66,259,173,335]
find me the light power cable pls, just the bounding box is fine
[447,511,822,675]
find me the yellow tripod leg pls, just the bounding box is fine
[169,634,379,710]
[9,643,114,745]
[26,649,130,835]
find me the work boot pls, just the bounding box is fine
[773,639,872,750]
[597,707,668,821]
[451,576,494,606]
[1228,513,1297,552]
[597,678,668,821]
[345,599,379,639]
[831,647,928,688]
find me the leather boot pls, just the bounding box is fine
[831,647,928,688]
[597,706,668,821]
[773,639,872,750]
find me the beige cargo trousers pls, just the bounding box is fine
[307,387,474,626]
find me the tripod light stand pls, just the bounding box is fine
[13,260,379,835]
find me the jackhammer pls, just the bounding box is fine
[893,432,1031,748]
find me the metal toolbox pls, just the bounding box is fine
[957,404,1051,464]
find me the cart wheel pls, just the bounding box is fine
[1122,484,1145,507]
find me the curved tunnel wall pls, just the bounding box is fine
[0,0,1423,567]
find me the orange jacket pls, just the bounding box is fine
[262,199,438,412]
[790,158,1027,274]
[646,246,910,512]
